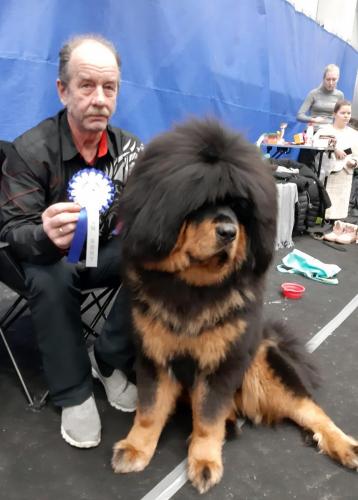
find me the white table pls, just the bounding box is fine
[262,143,334,179]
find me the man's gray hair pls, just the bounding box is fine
[58,34,121,84]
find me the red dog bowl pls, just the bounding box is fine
[281,282,305,299]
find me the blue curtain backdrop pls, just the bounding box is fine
[0,0,357,144]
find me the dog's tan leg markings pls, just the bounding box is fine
[187,380,232,494]
[236,343,358,470]
[112,372,181,473]
[289,399,358,469]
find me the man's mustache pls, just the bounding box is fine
[86,109,110,117]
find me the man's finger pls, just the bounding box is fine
[44,202,81,217]
[55,212,81,226]
[57,222,77,236]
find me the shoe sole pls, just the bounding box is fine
[335,239,356,244]
[91,368,137,413]
[61,425,101,448]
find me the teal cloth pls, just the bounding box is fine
[277,249,341,285]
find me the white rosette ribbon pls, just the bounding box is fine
[67,168,114,267]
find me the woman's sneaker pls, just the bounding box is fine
[61,395,101,448]
[335,222,358,244]
[324,221,358,244]
[323,220,345,242]
[89,348,137,412]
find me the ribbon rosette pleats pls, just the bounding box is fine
[67,168,114,267]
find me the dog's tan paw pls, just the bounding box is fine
[112,440,150,473]
[314,431,358,470]
[342,444,358,470]
[188,458,223,494]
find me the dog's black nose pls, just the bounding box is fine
[216,223,237,242]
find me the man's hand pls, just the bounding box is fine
[42,202,81,249]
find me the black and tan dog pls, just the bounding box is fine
[112,119,358,493]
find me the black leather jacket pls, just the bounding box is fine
[0,110,143,263]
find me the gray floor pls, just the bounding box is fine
[1,233,358,500]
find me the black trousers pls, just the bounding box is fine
[21,236,134,407]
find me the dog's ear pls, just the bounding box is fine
[233,187,277,276]
[117,152,186,261]
[246,203,277,276]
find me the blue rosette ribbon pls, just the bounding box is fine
[67,168,114,267]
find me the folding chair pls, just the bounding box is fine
[0,240,118,409]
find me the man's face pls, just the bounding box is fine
[57,41,119,134]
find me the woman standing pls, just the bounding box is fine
[297,64,344,127]
[296,64,344,169]
[314,100,358,220]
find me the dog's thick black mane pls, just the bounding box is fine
[119,118,277,276]
[130,265,259,319]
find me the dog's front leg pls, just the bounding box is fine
[188,378,234,494]
[112,366,181,473]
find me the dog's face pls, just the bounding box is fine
[144,205,247,286]
[183,205,242,264]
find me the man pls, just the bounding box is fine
[0,35,143,448]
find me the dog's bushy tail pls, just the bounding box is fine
[262,320,321,395]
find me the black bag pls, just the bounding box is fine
[271,159,331,234]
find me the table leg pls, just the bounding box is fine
[316,151,323,179]
[273,147,289,159]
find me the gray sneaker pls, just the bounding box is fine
[61,395,101,448]
[89,348,137,412]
